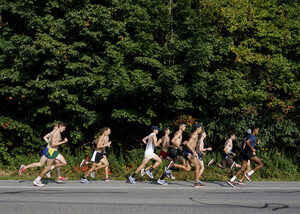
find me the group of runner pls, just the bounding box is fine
[18,122,264,188]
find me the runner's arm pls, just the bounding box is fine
[171,132,181,148]
[142,136,148,144]
[245,139,255,152]
[186,135,198,156]
[43,132,51,143]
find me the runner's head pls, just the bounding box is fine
[53,123,59,130]
[229,133,235,140]
[151,126,160,134]
[252,127,259,136]
[192,123,202,134]
[99,127,109,136]
[164,128,170,135]
[179,124,186,132]
[58,122,66,132]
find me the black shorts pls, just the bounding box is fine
[91,151,105,163]
[168,148,182,160]
[242,150,255,161]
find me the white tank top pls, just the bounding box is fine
[145,133,155,154]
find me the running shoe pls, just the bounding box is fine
[167,161,174,170]
[57,177,68,182]
[238,180,245,185]
[207,159,214,167]
[46,169,51,178]
[141,168,146,176]
[170,173,176,180]
[194,183,205,188]
[244,173,252,182]
[105,177,114,182]
[165,167,171,178]
[90,170,95,178]
[18,165,26,175]
[227,181,236,187]
[146,170,154,179]
[230,162,237,170]
[194,179,203,185]
[33,179,44,187]
[128,175,136,184]
[81,178,89,184]
[157,179,168,185]
[80,159,86,168]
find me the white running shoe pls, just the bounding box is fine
[141,168,146,176]
[170,173,176,180]
[157,179,168,185]
[46,169,51,178]
[227,181,236,187]
[128,175,136,184]
[207,159,214,167]
[18,164,25,175]
[90,170,95,178]
[244,173,252,183]
[230,161,236,170]
[146,170,154,179]
[80,159,86,168]
[33,179,44,187]
[81,178,89,184]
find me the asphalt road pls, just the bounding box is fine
[0,180,299,214]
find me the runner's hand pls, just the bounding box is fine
[64,138,68,143]
[206,147,212,151]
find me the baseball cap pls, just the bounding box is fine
[151,126,160,131]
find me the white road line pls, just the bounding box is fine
[0,186,299,190]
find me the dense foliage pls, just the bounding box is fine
[0,0,299,165]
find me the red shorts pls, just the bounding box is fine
[159,150,169,160]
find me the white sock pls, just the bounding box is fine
[37,176,41,181]
[51,165,55,170]
[248,170,254,176]
[230,176,236,182]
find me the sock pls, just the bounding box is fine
[248,170,254,176]
[230,176,236,182]
[149,167,154,172]
[132,173,136,178]
[56,167,61,177]
[160,174,166,180]
[167,161,174,169]
[37,176,41,181]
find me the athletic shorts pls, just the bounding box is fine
[91,151,105,163]
[159,150,169,160]
[168,148,179,159]
[242,150,255,161]
[42,147,48,157]
[46,148,60,159]
[183,149,202,160]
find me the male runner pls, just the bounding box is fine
[33,122,68,187]
[128,126,162,184]
[207,133,241,177]
[81,127,113,184]
[157,124,190,185]
[194,131,212,186]
[18,123,58,175]
[238,129,253,184]
[142,128,175,179]
[227,127,263,187]
[183,124,204,188]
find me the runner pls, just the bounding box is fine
[33,122,68,187]
[183,124,205,188]
[207,133,241,177]
[81,127,113,184]
[18,123,58,175]
[227,127,263,187]
[128,126,162,184]
[194,131,212,186]
[142,128,175,179]
[157,124,190,185]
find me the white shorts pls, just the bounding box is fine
[144,153,158,160]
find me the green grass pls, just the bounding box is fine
[1,148,299,181]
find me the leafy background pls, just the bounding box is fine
[0,0,299,170]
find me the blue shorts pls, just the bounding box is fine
[183,149,202,160]
[42,147,48,157]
